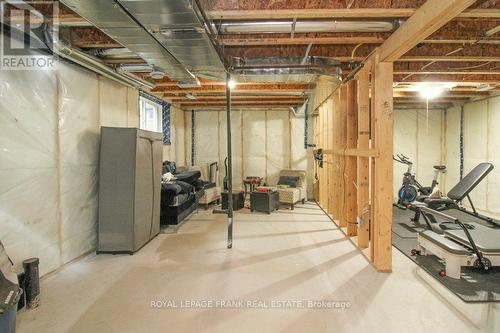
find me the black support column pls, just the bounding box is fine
[226,72,233,249]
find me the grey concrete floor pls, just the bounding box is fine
[17,203,497,333]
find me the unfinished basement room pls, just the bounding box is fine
[1,0,500,332]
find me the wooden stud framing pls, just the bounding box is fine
[331,91,341,223]
[327,98,334,216]
[372,59,394,272]
[314,56,394,271]
[356,68,370,249]
[346,80,358,237]
[322,104,328,210]
[338,86,348,228]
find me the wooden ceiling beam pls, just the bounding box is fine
[179,100,304,106]
[207,9,500,20]
[102,58,146,65]
[394,86,500,92]
[376,0,476,62]
[393,98,469,104]
[163,88,311,95]
[223,44,499,61]
[158,84,313,94]
[60,27,122,49]
[58,14,92,27]
[219,36,386,46]
[394,70,500,75]
[393,91,490,98]
[425,39,500,45]
[399,56,500,62]
[155,81,314,88]
[219,36,500,47]
[169,95,307,102]
[393,74,500,83]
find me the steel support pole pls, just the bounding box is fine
[226,72,233,249]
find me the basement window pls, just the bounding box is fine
[139,97,162,133]
[139,92,171,145]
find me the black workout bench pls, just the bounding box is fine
[413,163,497,226]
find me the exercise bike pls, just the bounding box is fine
[393,154,446,206]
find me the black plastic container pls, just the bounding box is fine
[22,258,40,309]
[0,271,21,333]
[250,190,280,214]
[222,191,244,211]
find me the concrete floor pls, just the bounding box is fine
[17,203,498,333]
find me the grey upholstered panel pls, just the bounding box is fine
[444,225,500,253]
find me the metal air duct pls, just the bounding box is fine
[54,42,155,89]
[119,0,225,80]
[218,20,397,34]
[60,0,201,84]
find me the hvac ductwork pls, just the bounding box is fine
[61,0,225,84]
[218,20,398,34]
[54,41,154,90]
[93,48,138,59]
[231,57,342,83]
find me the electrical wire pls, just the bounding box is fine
[447,61,492,70]
[402,22,500,81]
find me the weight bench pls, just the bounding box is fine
[415,206,500,279]
[413,163,496,226]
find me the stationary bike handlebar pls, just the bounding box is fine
[393,154,412,165]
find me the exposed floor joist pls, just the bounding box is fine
[52,1,500,108]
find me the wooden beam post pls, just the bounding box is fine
[322,104,328,210]
[377,0,476,62]
[345,80,358,236]
[318,104,324,206]
[332,90,341,223]
[372,58,394,272]
[346,80,358,237]
[356,68,370,248]
[327,99,334,215]
[338,85,348,228]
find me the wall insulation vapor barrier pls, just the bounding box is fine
[187,110,313,197]
[0,60,141,276]
[445,96,500,219]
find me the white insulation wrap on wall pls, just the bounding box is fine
[0,65,60,276]
[190,110,312,196]
[444,106,461,191]
[445,96,500,218]
[393,108,445,200]
[0,60,140,276]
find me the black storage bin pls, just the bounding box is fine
[0,307,17,333]
[0,271,21,333]
[250,190,280,214]
[222,191,244,211]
